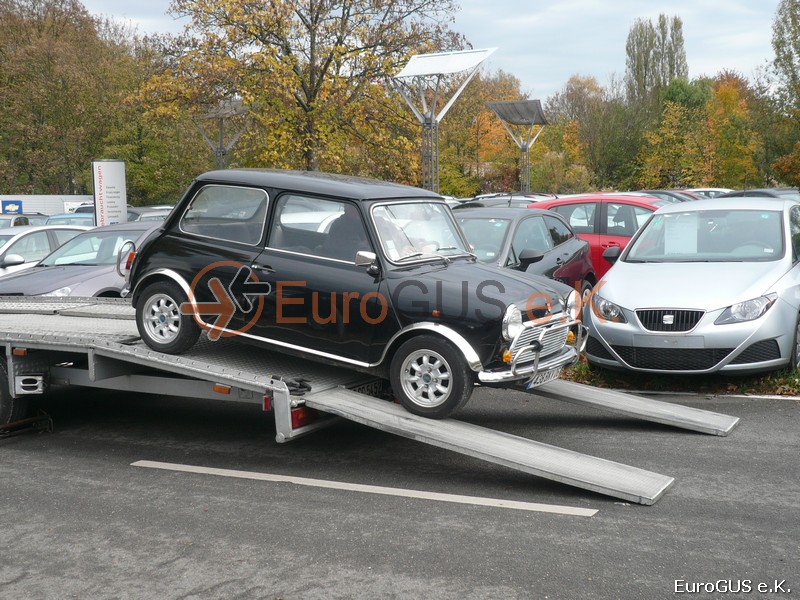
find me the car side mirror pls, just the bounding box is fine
[355,250,380,275]
[1,253,25,267]
[518,248,544,271]
[603,246,622,263]
[115,240,137,277]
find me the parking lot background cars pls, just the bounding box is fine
[586,197,800,374]
[455,207,596,296]
[128,169,583,420]
[0,224,89,279]
[127,205,174,222]
[451,192,557,209]
[0,222,157,297]
[636,189,699,202]
[45,212,96,226]
[717,187,800,200]
[686,187,734,198]
[533,193,670,278]
[0,214,33,227]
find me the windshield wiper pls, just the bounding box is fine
[396,252,450,265]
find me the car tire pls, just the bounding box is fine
[136,281,201,354]
[580,280,594,303]
[0,362,29,427]
[791,313,800,371]
[390,335,475,419]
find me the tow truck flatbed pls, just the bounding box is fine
[0,298,739,505]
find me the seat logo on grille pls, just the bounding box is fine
[662,314,675,325]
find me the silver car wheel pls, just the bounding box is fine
[143,292,182,344]
[399,349,452,408]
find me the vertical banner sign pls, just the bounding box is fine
[92,160,128,226]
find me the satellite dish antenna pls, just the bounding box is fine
[392,48,496,192]
[486,99,547,193]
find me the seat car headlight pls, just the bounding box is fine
[590,293,627,323]
[715,294,777,325]
[502,304,524,341]
[565,289,580,321]
[42,287,72,297]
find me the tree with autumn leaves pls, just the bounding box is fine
[3,1,800,202]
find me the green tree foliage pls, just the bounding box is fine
[0,0,129,193]
[624,14,687,106]
[773,0,800,107]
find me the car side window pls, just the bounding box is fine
[7,231,50,261]
[607,203,639,236]
[269,195,371,262]
[552,203,596,234]
[543,215,573,247]
[511,216,552,257]
[180,185,268,245]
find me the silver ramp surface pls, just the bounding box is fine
[305,388,675,505]
[535,379,740,436]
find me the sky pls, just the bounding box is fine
[80,0,782,100]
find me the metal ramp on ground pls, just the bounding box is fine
[304,388,675,505]
[534,379,740,436]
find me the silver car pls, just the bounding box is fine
[585,197,800,374]
[0,222,158,297]
[0,224,89,279]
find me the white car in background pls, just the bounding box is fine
[0,225,89,279]
[586,197,800,374]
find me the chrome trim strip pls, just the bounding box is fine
[132,268,193,301]
[266,246,356,265]
[378,322,484,371]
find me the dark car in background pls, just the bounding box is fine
[126,169,584,420]
[455,207,596,297]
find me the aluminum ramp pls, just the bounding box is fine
[534,379,740,436]
[304,387,675,505]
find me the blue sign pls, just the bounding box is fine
[1,200,22,214]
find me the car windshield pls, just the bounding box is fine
[456,217,511,262]
[40,228,148,267]
[625,209,784,263]
[372,202,469,262]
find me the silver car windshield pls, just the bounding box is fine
[372,202,469,262]
[625,209,784,263]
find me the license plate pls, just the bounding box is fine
[526,367,562,389]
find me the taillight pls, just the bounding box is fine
[290,406,317,429]
[124,250,136,271]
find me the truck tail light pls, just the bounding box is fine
[291,406,317,429]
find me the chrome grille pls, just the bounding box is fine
[636,309,704,332]
[510,321,570,364]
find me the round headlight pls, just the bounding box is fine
[502,305,524,341]
[565,289,580,321]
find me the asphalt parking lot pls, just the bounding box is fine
[1,382,798,599]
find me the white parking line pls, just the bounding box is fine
[132,460,597,517]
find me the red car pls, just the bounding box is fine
[532,193,671,278]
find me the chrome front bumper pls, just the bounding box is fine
[477,323,586,385]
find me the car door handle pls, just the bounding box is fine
[250,263,275,274]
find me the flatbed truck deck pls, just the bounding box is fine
[0,298,740,505]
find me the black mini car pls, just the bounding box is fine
[126,169,585,418]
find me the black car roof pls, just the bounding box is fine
[196,169,442,201]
